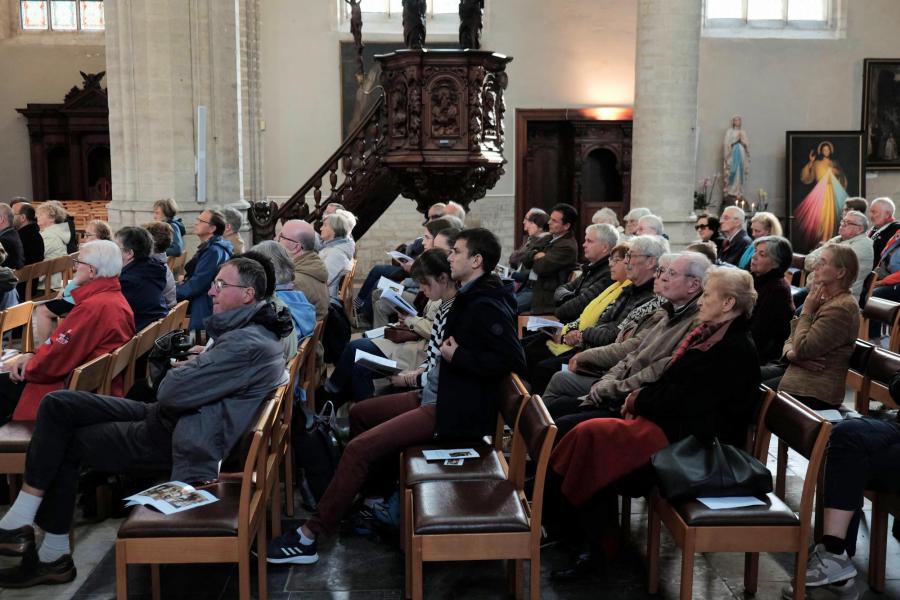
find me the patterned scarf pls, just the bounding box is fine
[667,319,728,367]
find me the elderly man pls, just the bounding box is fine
[221,206,245,254]
[521,203,579,314]
[718,206,751,266]
[868,196,900,259]
[802,210,873,299]
[553,223,618,322]
[544,251,710,439]
[0,258,290,588]
[0,204,23,269]
[176,209,234,331]
[278,219,329,319]
[636,214,666,239]
[623,207,651,237]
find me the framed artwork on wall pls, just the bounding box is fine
[862,58,900,170]
[786,131,865,254]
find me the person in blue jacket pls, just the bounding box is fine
[176,209,233,331]
[153,198,186,257]
[115,226,169,331]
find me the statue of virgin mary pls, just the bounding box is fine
[723,116,750,199]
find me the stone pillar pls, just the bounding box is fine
[105,0,257,241]
[631,0,702,247]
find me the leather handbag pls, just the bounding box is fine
[650,435,773,501]
[384,325,421,344]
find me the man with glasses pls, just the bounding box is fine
[278,219,329,319]
[176,209,233,332]
[718,206,752,266]
[802,209,873,300]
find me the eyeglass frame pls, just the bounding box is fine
[277,232,302,246]
[211,279,251,293]
[71,258,95,271]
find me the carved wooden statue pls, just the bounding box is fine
[403,0,427,49]
[345,0,365,84]
[459,0,483,49]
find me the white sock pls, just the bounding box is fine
[296,526,315,545]
[38,532,70,563]
[0,491,42,531]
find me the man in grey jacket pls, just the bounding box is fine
[0,257,291,589]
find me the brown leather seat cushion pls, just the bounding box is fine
[674,493,799,527]
[118,482,240,538]
[0,422,35,452]
[412,479,529,535]
[405,440,504,485]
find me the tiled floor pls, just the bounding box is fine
[7,411,900,599]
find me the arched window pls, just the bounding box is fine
[703,0,843,39]
[20,0,105,32]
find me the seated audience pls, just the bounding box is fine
[545,251,710,439]
[265,228,524,565]
[591,207,622,233]
[636,214,665,239]
[153,198,185,257]
[319,209,358,299]
[221,206,246,254]
[802,210,872,301]
[694,213,724,255]
[176,209,234,331]
[553,223,618,322]
[115,227,169,331]
[251,240,317,342]
[868,196,899,259]
[748,235,794,364]
[277,220,329,320]
[738,211,782,269]
[764,244,860,409]
[36,202,71,262]
[322,249,455,406]
[519,203,579,314]
[0,203,24,269]
[12,203,43,266]
[0,240,135,423]
[718,205,751,266]
[547,267,760,577]
[623,207,651,238]
[0,258,290,588]
[83,219,111,242]
[142,221,177,308]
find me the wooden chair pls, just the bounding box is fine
[858,296,900,345]
[42,255,72,300]
[302,320,325,412]
[789,253,807,287]
[646,391,832,600]
[13,262,50,302]
[163,300,190,333]
[405,395,557,600]
[125,320,163,391]
[867,489,900,592]
[282,338,311,519]
[860,271,877,308]
[263,384,290,536]
[102,337,139,395]
[115,398,277,600]
[845,339,874,409]
[856,346,900,415]
[168,253,187,279]
[0,301,35,354]
[339,258,358,318]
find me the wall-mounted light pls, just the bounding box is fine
[583,106,634,121]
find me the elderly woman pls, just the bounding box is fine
[36,203,71,262]
[546,267,760,578]
[738,211,783,269]
[153,198,185,257]
[250,240,317,343]
[694,213,724,254]
[748,235,794,364]
[115,227,168,331]
[0,240,134,423]
[771,244,860,409]
[592,207,622,232]
[82,220,112,242]
[623,207,652,238]
[319,209,358,299]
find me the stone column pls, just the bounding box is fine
[630,0,702,247]
[105,0,257,242]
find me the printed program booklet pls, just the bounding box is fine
[386,250,414,263]
[422,448,480,462]
[381,289,418,316]
[124,481,219,515]
[376,276,404,295]
[354,349,403,376]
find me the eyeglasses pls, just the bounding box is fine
[694,224,709,230]
[623,252,652,262]
[660,267,698,280]
[609,256,624,264]
[83,232,97,238]
[212,279,250,292]
[839,220,864,228]
[277,233,301,245]
[72,259,94,270]
[196,217,211,225]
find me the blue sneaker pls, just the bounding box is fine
[266,527,318,565]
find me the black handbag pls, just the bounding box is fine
[650,435,773,501]
[147,329,194,388]
[292,401,342,510]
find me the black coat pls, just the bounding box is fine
[633,315,760,447]
[720,229,753,267]
[750,269,794,364]
[0,227,24,270]
[553,258,613,323]
[437,274,526,438]
[120,256,169,331]
[870,221,900,261]
[17,223,44,265]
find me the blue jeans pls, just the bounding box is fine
[325,337,386,405]
[356,264,404,322]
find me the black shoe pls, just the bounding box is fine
[550,553,598,582]
[0,552,76,588]
[0,525,35,558]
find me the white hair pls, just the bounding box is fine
[586,223,620,248]
[444,201,466,220]
[624,207,651,221]
[629,234,669,259]
[679,251,712,281]
[325,209,357,238]
[872,196,896,216]
[638,214,665,235]
[722,205,746,221]
[80,240,123,278]
[592,207,620,227]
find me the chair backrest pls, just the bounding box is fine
[68,353,113,393]
[238,398,278,535]
[861,296,900,340]
[860,271,877,307]
[791,253,807,287]
[861,347,900,410]
[103,336,139,395]
[512,395,557,536]
[492,373,530,454]
[302,319,325,410]
[42,256,72,299]
[14,262,50,302]
[170,300,190,332]
[125,319,163,386]
[850,339,875,374]
[0,301,35,353]
[339,259,358,317]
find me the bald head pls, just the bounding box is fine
[278,220,317,258]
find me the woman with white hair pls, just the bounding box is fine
[0,240,135,423]
[319,209,358,298]
[592,208,622,232]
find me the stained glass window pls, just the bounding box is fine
[80,0,104,30]
[21,1,49,30]
[50,1,78,31]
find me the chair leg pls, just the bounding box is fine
[150,564,161,600]
[284,447,295,517]
[794,547,808,600]
[405,494,412,599]
[647,502,661,594]
[271,470,283,538]
[115,540,128,600]
[870,497,889,592]
[776,439,788,498]
[529,551,540,600]
[7,474,20,503]
[507,559,523,599]
[256,525,268,600]
[744,552,759,594]
[409,535,423,600]
[680,531,696,600]
[238,550,251,600]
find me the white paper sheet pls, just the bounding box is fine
[422,448,480,461]
[354,349,402,375]
[526,316,564,331]
[386,250,414,263]
[382,289,418,315]
[364,327,386,339]
[376,276,404,294]
[696,496,766,510]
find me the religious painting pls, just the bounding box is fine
[862,59,900,170]
[786,131,865,254]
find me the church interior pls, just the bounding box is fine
[1,0,900,598]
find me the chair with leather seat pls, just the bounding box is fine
[405,395,556,600]
[115,398,277,600]
[856,346,900,415]
[0,301,35,356]
[646,391,832,600]
[859,296,900,346]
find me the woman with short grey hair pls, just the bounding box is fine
[749,235,794,364]
[319,209,357,299]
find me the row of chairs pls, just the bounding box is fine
[13,251,78,302]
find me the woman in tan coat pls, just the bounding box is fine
[776,244,860,408]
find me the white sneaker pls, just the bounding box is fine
[781,577,858,600]
[805,543,857,587]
